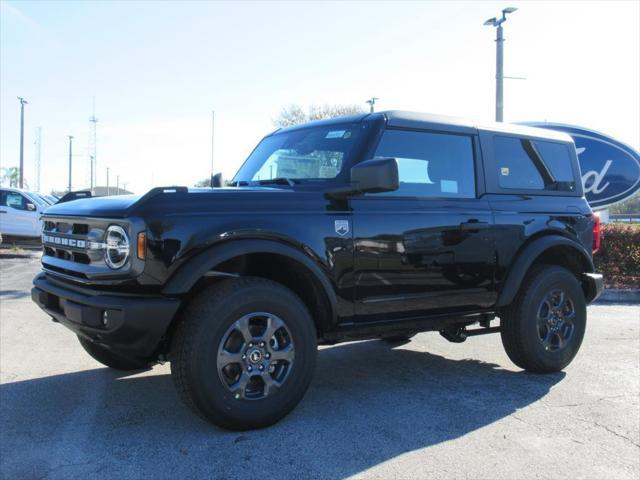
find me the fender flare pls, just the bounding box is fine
[162,238,338,319]
[496,235,595,307]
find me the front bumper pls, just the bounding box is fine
[582,272,604,304]
[31,273,181,358]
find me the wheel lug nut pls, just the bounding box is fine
[248,342,253,348]
[259,341,265,348]
[259,365,264,371]
[247,366,253,372]
[265,353,271,359]
[241,354,246,360]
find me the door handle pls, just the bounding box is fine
[460,220,490,230]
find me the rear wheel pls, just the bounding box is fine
[77,336,152,371]
[170,277,317,430]
[500,265,586,373]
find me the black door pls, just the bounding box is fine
[351,128,496,322]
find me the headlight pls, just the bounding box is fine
[104,225,130,269]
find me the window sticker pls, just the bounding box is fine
[325,130,346,139]
[501,167,510,176]
[441,179,459,194]
[396,158,433,184]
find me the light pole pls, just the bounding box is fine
[106,167,110,196]
[18,97,28,188]
[484,7,517,122]
[67,135,74,192]
[211,110,215,178]
[366,97,379,113]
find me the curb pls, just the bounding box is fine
[596,289,640,304]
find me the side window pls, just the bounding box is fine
[3,192,29,210]
[494,136,545,189]
[493,136,575,191]
[373,129,476,198]
[533,140,575,184]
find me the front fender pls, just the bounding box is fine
[161,238,338,319]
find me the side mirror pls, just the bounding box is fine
[211,172,224,188]
[26,203,37,211]
[350,157,399,193]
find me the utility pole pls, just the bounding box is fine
[90,155,94,192]
[67,136,74,192]
[484,7,517,122]
[211,110,215,178]
[18,97,28,188]
[366,97,379,113]
[116,175,120,195]
[34,127,42,192]
[89,97,98,190]
[106,167,110,196]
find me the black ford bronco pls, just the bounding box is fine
[32,111,603,430]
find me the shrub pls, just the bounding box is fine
[594,223,640,289]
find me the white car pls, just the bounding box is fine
[0,187,50,238]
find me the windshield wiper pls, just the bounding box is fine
[256,177,296,186]
[228,180,249,187]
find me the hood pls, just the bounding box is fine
[41,186,300,218]
[44,194,143,218]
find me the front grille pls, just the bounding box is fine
[44,220,89,235]
[40,215,141,284]
[44,245,91,265]
[41,216,105,268]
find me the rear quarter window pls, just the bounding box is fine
[493,136,576,193]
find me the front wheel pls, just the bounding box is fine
[170,277,317,430]
[500,265,587,373]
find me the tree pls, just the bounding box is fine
[194,178,212,187]
[273,103,366,128]
[1,167,23,188]
[609,193,640,215]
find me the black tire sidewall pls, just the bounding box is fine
[184,281,317,429]
[515,267,587,371]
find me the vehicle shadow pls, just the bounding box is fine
[0,290,31,300]
[0,339,564,479]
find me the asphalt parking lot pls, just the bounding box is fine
[1,252,639,480]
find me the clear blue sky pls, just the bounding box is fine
[1,0,638,193]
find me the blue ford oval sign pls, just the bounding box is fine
[525,123,640,209]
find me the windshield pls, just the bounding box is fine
[26,192,50,207]
[233,123,365,184]
[36,194,54,205]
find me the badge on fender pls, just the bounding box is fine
[335,220,349,236]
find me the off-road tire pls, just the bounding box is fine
[78,335,153,371]
[170,277,317,430]
[500,264,587,373]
